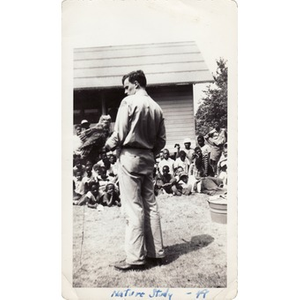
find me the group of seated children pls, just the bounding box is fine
[154,136,228,196]
[155,165,193,196]
[73,151,121,209]
[73,130,228,202]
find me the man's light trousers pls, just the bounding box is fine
[119,149,165,265]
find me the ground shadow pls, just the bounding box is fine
[163,234,215,265]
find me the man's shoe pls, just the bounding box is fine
[145,256,166,266]
[113,260,146,271]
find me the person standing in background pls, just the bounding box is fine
[80,119,90,132]
[197,134,213,177]
[182,138,194,164]
[204,122,227,175]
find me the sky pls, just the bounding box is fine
[62,0,236,112]
[63,0,236,73]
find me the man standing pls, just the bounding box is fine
[105,70,166,271]
[204,122,227,175]
[182,138,194,164]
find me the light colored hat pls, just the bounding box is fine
[183,138,191,144]
[81,119,89,125]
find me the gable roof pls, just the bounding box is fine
[74,41,213,89]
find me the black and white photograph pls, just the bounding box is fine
[62,0,237,299]
[4,1,300,300]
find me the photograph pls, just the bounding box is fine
[62,0,237,299]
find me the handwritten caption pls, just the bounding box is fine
[111,288,209,300]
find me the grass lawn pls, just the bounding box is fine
[73,193,227,288]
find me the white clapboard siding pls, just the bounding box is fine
[150,86,196,151]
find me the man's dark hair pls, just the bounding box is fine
[122,70,147,88]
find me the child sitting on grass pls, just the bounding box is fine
[76,181,101,209]
[73,170,85,203]
[82,160,94,193]
[173,150,190,173]
[100,183,121,207]
[159,165,174,194]
[154,176,164,196]
[102,158,118,184]
[107,153,118,182]
[73,156,85,176]
[95,151,108,167]
[92,164,110,194]
[171,172,192,196]
[98,166,110,195]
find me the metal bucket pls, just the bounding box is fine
[207,197,227,224]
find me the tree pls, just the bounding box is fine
[195,58,227,136]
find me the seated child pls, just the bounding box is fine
[154,165,174,195]
[92,163,101,180]
[154,151,164,180]
[107,153,118,180]
[190,147,205,177]
[154,176,164,196]
[173,150,190,173]
[180,173,193,195]
[96,151,108,167]
[171,171,192,196]
[171,172,193,196]
[82,160,94,193]
[100,183,121,207]
[92,164,110,195]
[102,157,118,184]
[160,165,174,194]
[156,150,164,164]
[171,165,184,191]
[173,165,184,178]
[158,149,175,175]
[73,170,85,203]
[73,156,85,176]
[77,181,101,209]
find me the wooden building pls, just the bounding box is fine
[74,41,213,150]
